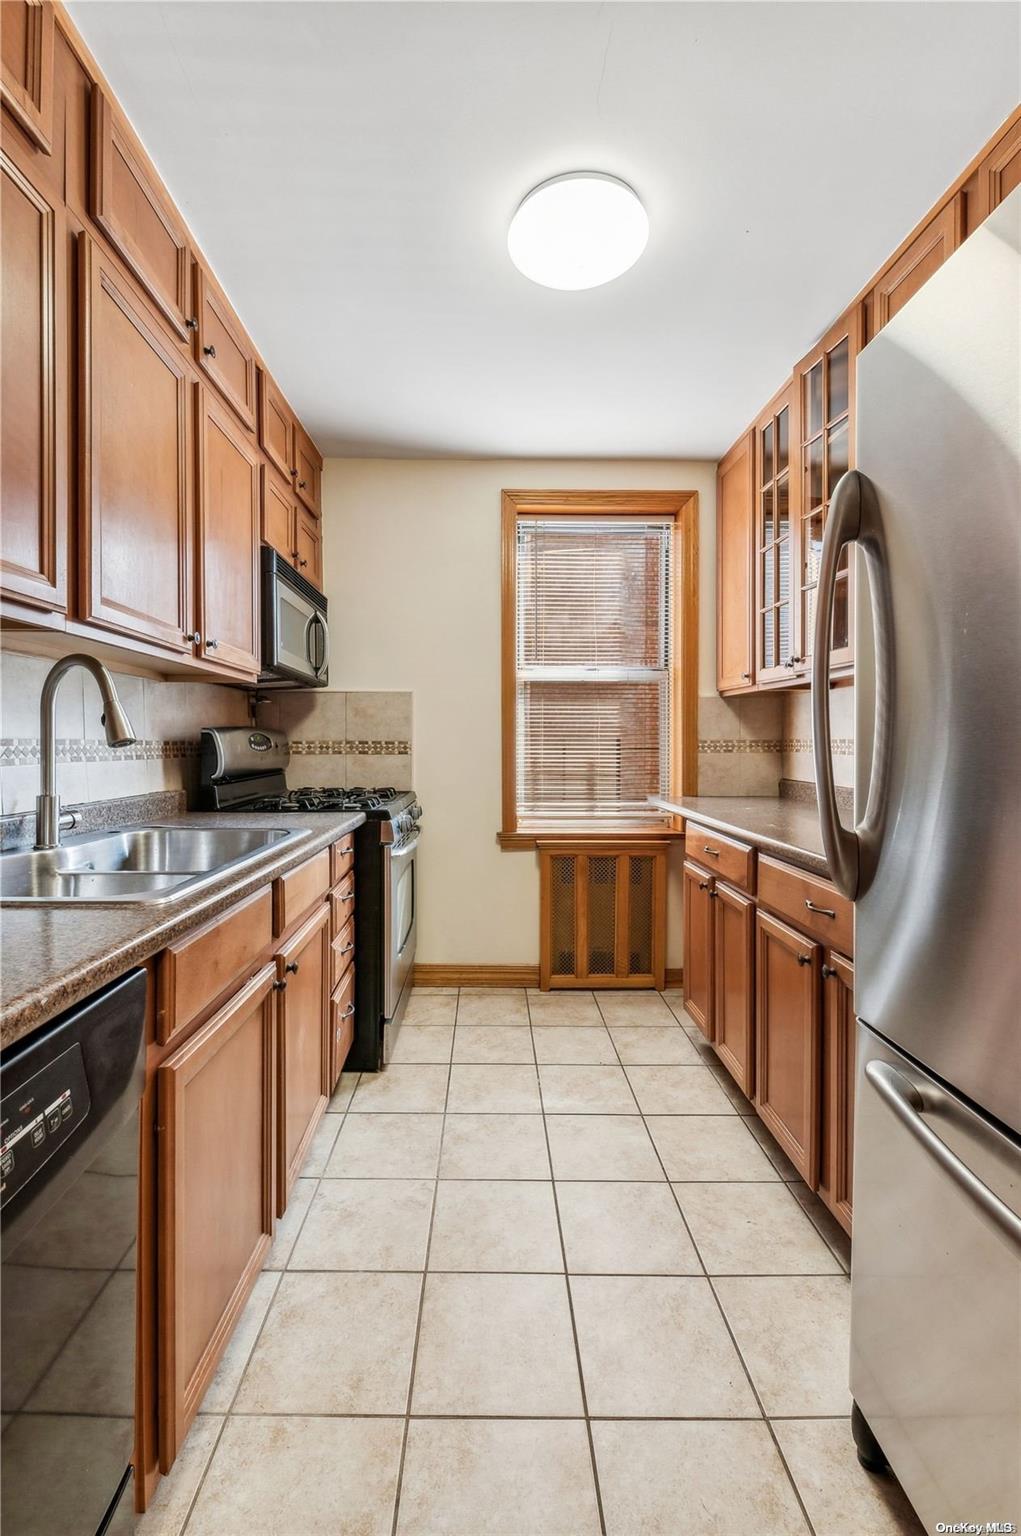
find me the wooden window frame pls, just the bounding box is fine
[499,489,699,850]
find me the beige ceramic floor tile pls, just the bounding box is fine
[397,1418,601,1536]
[789,1183,852,1273]
[200,1271,280,1412]
[439,1114,550,1179]
[571,1275,758,1417]
[446,1064,541,1112]
[403,991,458,1027]
[389,1025,454,1063]
[429,1180,562,1271]
[546,1115,663,1180]
[556,1182,701,1275]
[135,1415,223,1536]
[349,1065,449,1112]
[532,1026,618,1064]
[747,1115,804,1180]
[289,1178,434,1270]
[263,1178,315,1269]
[324,1112,443,1179]
[235,1271,420,1413]
[453,1024,535,1063]
[538,1064,637,1113]
[527,991,603,1026]
[608,1025,701,1064]
[299,1112,343,1175]
[412,1273,582,1416]
[773,1418,925,1535]
[625,1064,737,1115]
[456,990,529,1026]
[593,1419,808,1536]
[675,1182,843,1275]
[328,1070,360,1111]
[593,991,675,1025]
[714,1275,852,1416]
[186,1415,403,1536]
[647,1116,779,1181]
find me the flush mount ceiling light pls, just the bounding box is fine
[507,172,649,291]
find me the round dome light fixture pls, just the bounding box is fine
[507,171,649,291]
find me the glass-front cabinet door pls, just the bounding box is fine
[795,307,860,678]
[755,382,800,683]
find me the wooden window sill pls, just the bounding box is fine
[498,822,682,851]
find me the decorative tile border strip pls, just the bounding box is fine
[698,738,782,755]
[289,739,411,756]
[0,737,199,767]
[782,736,854,757]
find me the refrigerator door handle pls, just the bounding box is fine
[812,468,893,899]
[865,1060,1021,1256]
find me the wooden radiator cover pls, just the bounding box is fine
[538,840,668,990]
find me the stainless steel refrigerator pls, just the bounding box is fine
[812,186,1021,1529]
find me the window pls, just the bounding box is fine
[501,490,699,844]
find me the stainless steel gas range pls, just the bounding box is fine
[199,726,420,1070]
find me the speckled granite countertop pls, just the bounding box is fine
[652,795,839,880]
[0,810,365,1051]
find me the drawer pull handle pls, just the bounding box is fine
[702,845,720,857]
[338,1002,355,1019]
[336,941,354,956]
[339,845,353,856]
[804,900,836,918]
[796,953,812,966]
[340,891,354,902]
[284,961,299,975]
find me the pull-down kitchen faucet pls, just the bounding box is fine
[36,654,137,849]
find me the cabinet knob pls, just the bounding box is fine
[698,880,710,891]
[273,979,287,992]
[190,631,201,645]
[284,961,299,975]
[206,638,219,650]
[796,953,812,966]
[298,479,308,490]
[203,344,217,358]
[821,964,836,979]
[185,316,198,330]
[298,558,308,568]
[742,672,751,680]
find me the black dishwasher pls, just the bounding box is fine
[1,968,146,1536]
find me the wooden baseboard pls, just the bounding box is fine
[412,963,541,988]
[665,967,684,989]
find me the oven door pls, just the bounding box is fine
[383,833,418,1027]
[263,570,328,686]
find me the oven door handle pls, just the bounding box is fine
[389,833,420,861]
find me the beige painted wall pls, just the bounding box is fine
[322,458,717,968]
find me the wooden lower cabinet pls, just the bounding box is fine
[818,951,855,1234]
[682,858,714,1038]
[330,962,356,1091]
[275,900,330,1216]
[754,910,822,1184]
[156,963,276,1470]
[712,880,755,1097]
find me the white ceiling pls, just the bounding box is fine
[69,2,1019,460]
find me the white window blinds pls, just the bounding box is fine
[515,517,673,821]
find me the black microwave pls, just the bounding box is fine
[260,549,329,688]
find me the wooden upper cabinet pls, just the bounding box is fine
[716,430,755,693]
[1,0,55,153]
[275,901,330,1216]
[969,114,1021,228]
[794,305,860,677]
[1,151,67,612]
[193,263,257,431]
[755,908,821,1184]
[682,858,714,1039]
[258,369,294,482]
[754,381,800,684]
[818,950,855,1235]
[866,194,964,341]
[196,386,260,677]
[90,87,191,341]
[712,879,755,1098]
[261,463,296,563]
[295,504,322,587]
[80,234,194,652]
[157,963,276,1471]
[293,422,322,516]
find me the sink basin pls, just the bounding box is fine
[0,824,307,906]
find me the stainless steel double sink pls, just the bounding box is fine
[0,824,307,906]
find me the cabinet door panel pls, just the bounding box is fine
[81,235,193,651]
[1,151,66,611]
[754,383,800,683]
[194,264,257,430]
[293,422,322,515]
[276,901,330,1215]
[818,951,854,1234]
[91,87,191,340]
[868,195,963,339]
[970,116,1021,226]
[682,858,714,1039]
[713,880,755,1097]
[258,369,293,482]
[261,463,296,563]
[330,964,356,1091]
[196,387,260,677]
[716,431,755,691]
[295,505,322,588]
[755,909,821,1183]
[158,964,276,1469]
[1,0,55,153]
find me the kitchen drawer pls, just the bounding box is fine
[758,855,853,955]
[156,885,273,1046]
[685,823,755,892]
[330,872,356,935]
[330,834,356,886]
[330,966,355,1088]
[331,915,355,990]
[273,848,330,936]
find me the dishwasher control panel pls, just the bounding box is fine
[0,1043,91,1208]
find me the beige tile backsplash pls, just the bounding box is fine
[781,687,854,791]
[697,693,783,797]
[256,690,413,791]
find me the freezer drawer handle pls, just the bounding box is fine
[865,1060,1021,1256]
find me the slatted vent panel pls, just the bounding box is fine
[549,856,576,977]
[540,845,667,990]
[628,855,655,975]
[586,856,617,977]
